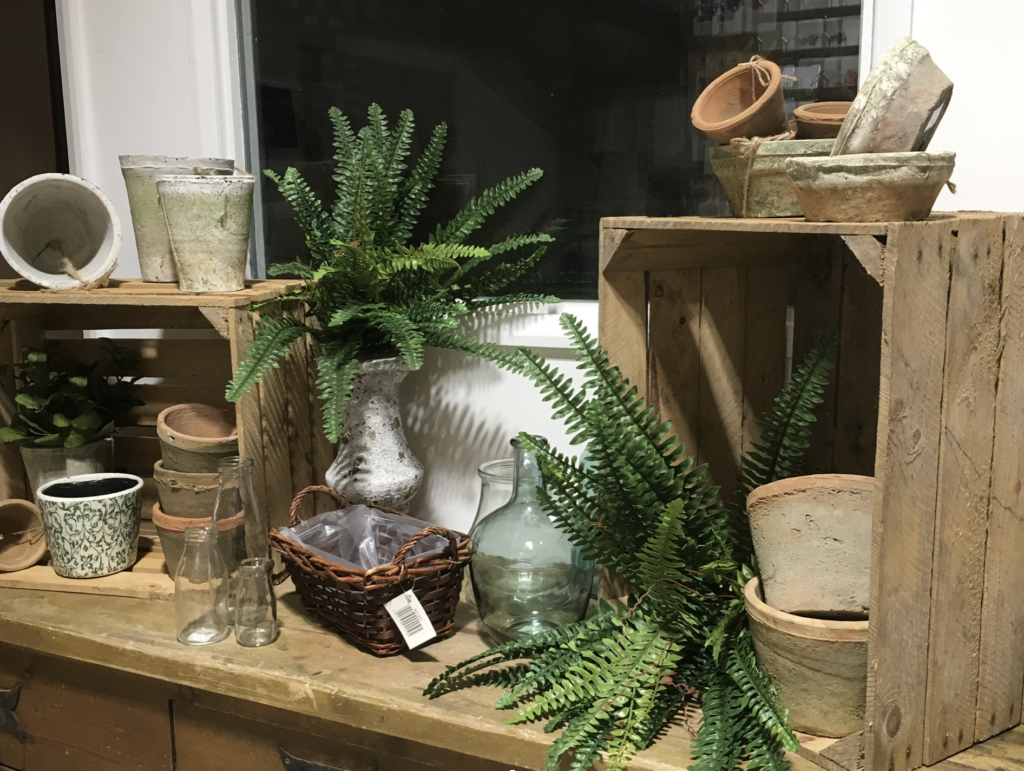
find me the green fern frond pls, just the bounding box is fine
[265,169,335,263]
[436,168,544,245]
[488,232,556,255]
[366,311,426,371]
[394,122,446,243]
[315,342,359,444]
[225,314,308,402]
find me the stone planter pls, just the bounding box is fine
[153,460,219,519]
[786,151,955,223]
[119,156,234,282]
[36,473,143,578]
[325,357,423,510]
[747,473,872,616]
[156,404,238,473]
[0,173,121,290]
[0,499,47,573]
[20,437,114,503]
[833,37,953,156]
[793,102,851,139]
[156,175,255,293]
[151,502,245,577]
[710,139,834,218]
[691,59,788,144]
[744,577,868,738]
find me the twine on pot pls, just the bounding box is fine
[34,239,113,292]
[742,55,798,93]
[0,526,45,545]
[728,127,797,218]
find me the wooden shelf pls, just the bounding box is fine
[0,279,302,308]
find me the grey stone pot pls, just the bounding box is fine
[20,437,114,503]
[325,357,423,510]
[37,473,143,578]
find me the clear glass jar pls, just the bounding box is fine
[472,458,516,530]
[175,525,230,646]
[469,436,595,643]
[212,456,265,596]
[234,557,278,647]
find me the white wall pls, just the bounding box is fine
[864,0,1024,212]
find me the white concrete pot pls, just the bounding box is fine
[747,473,873,616]
[20,437,114,503]
[119,156,234,282]
[0,174,120,290]
[744,577,868,738]
[156,175,254,293]
[326,357,424,510]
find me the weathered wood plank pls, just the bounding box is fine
[602,229,810,273]
[112,434,162,473]
[842,235,885,285]
[41,304,214,331]
[741,264,788,455]
[601,215,891,236]
[0,566,173,600]
[57,338,232,379]
[306,335,334,514]
[923,216,1003,763]
[0,279,301,307]
[125,384,231,426]
[255,308,294,535]
[648,269,702,462]
[282,304,316,523]
[975,214,1024,742]
[0,319,25,501]
[868,220,954,771]
[230,309,269,525]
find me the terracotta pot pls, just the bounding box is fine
[152,502,245,577]
[710,138,833,217]
[744,577,868,738]
[786,151,955,223]
[156,404,238,473]
[748,474,872,616]
[691,60,788,144]
[0,499,47,572]
[153,460,219,519]
[794,102,852,139]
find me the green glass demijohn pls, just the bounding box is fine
[469,436,595,642]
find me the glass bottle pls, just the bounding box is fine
[212,456,264,597]
[469,436,595,643]
[175,525,230,646]
[464,457,516,609]
[234,557,279,647]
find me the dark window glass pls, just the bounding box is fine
[247,0,860,300]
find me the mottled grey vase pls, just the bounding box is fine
[325,357,423,510]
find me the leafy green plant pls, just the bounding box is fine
[424,317,839,771]
[0,339,142,449]
[225,103,558,441]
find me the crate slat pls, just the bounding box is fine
[0,279,302,307]
[282,304,316,523]
[57,338,232,379]
[113,435,162,473]
[741,264,788,456]
[125,385,230,426]
[42,305,214,331]
[230,307,268,528]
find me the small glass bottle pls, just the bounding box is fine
[469,436,595,643]
[175,525,230,646]
[234,557,279,647]
[212,456,265,594]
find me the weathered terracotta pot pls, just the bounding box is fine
[710,139,834,217]
[692,60,788,144]
[156,404,238,473]
[747,473,872,616]
[153,460,219,519]
[744,577,868,738]
[786,151,955,223]
[152,502,245,577]
[0,499,47,572]
[794,102,852,139]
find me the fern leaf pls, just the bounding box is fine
[315,342,359,444]
[394,122,446,243]
[436,168,543,245]
[366,311,426,371]
[225,314,307,402]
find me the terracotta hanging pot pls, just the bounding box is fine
[691,59,788,144]
[156,404,238,473]
[0,499,47,573]
[793,102,852,139]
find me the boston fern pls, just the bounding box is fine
[226,104,556,441]
[425,317,839,771]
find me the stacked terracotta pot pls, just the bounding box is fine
[743,474,873,739]
[153,403,241,574]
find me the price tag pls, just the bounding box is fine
[384,590,436,649]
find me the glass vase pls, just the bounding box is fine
[469,436,594,643]
[211,456,264,601]
[234,557,279,647]
[175,524,230,646]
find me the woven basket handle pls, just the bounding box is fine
[390,525,460,565]
[288,485,349,527]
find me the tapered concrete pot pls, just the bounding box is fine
[747,473,872,616]
[0,174,120,290]
[326,357,423,510]
[156,404,238,473]
[744,577,868,738]
[157,175,254,293]
[20,437,114,503]
[119,156,233,282]
[692,59,788,144]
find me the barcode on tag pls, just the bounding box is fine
[384,590,436,649]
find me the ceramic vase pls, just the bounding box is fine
[36,473,143,578]
[325,357,423,510]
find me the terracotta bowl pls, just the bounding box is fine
[156,403,238,473]
[691,59,788,144]
[794,102,852,139]
[0,499,47,572]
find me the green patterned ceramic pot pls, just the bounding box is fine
[37,473,143,578]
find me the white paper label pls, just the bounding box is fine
[384,590,436,649]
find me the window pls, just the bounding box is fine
[242,0,861,300]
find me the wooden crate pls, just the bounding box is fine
[598,213,1024,771]
[0,279,334,529]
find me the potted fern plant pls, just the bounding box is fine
[426,317,840,771]
[226,104,556,509]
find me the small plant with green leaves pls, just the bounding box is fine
[0,339,142,449]
[424,317,839,771]
[225,103,557,442]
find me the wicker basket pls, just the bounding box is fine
[270,486,470,657]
